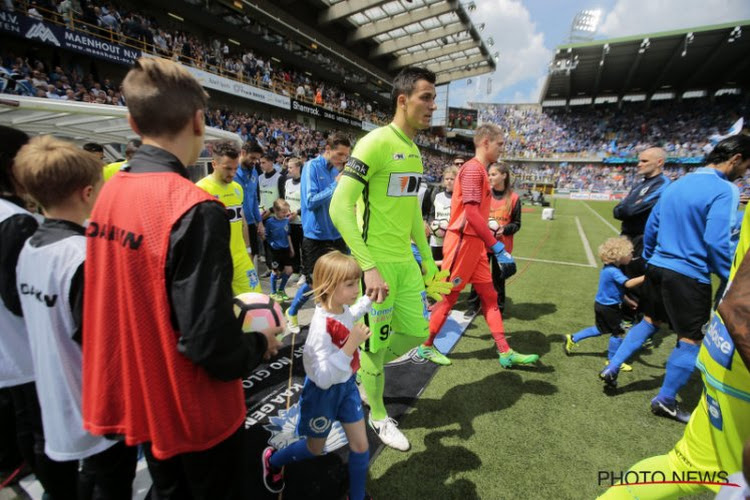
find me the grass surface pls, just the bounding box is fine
[368,199,711,500]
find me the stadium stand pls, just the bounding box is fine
[474,97,748,159]
[0,0,389,122]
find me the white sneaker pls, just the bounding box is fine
[368,416,410,451]
[285,309,300,334]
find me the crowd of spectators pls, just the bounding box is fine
[0,50,458,181]
[476,98,748,159]
[2,0,389,122]
[1,53,124,104]
[7,52,746,194]
[507,162,750,196]
[4,0,748,192]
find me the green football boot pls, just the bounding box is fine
[499,349,539,368]
[417,345,452,366]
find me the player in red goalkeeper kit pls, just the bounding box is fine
[418,124,540,368]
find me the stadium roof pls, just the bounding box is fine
[0,96,241,145]
[541,20,750,104]
[321,0,496,84]
[241,0,496,86]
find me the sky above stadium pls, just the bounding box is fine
[447,0,750,106]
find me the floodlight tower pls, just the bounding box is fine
[569,9,601,43]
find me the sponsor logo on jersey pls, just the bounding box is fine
[706,392,723,430]
[86,221,143,250]
[226,205,243,222]
[639,186,650,196]
[26,23,61,46]
[392,153,405,160]
[19,284,57,307]
[344,158,369,180]
[387,172,421,197]
[702,312,734,369]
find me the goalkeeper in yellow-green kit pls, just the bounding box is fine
[330,66,451,451]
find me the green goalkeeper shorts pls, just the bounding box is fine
[364,260,429,353]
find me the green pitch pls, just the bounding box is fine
[368,198,712,500]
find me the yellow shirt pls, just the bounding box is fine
[196,175,260,294]
[103,161,127,181]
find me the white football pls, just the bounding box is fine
[430,219,449,238]
[488,219,503,238]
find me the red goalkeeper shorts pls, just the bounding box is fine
[441,231,492,291]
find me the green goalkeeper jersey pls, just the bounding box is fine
[333,124,426,268]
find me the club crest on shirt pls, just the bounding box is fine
[639,186,650,196]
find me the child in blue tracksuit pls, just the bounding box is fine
[564,237,644,370]
[263,199,294,302]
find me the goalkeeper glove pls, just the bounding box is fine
[424,269,452,301]
[491,242,517,279]
[421,258,439,284]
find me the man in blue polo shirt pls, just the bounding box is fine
[601,136,750,423]
[284,133,351,333]
[235,141,265,269]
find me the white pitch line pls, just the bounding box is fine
[515,256,596,268]
[582,201,619,234]
[575,216,597,267]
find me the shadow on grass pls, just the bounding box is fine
[451,330,555,372]
[507,301,558,321]
[369,430,481,500]
[398,371,557,439]
[549,331,608,359]
[605,375,663,396]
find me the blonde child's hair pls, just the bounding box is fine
[273,198,290,214]
[311,251,362,310]
[288,157,304,171]
[13,136,102,210]
[598,237,634,265]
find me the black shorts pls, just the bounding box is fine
[431,246,443,262]
[247,223,261,258]
[640,265,712,341]
[594,302,624,336]
[270,247,293,270]
[301,237,348,285]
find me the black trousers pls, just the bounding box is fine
[0,387,22,472]
[301,237,348,285]
[79,441,139,500]
[289,223,303,273]
[467,254,506,312]
[144,425,246,500]
[9,382,78,500]
[247,223,261,258]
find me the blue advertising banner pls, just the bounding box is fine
[0,11,142,66]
